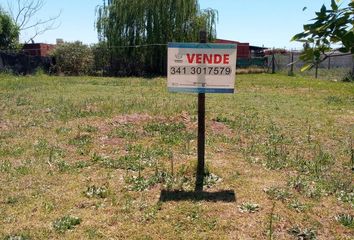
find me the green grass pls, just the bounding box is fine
[0,73,353,239]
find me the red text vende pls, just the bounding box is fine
[186,54,230,64]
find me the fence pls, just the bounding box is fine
[1,46,352,79]
[267,51,353,80]
[237,57,268,68]
[0,50,54,75]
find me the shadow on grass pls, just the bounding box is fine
[159,190,236,202]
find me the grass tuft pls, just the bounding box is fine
[239,202,261,213]
[52,215,82,233]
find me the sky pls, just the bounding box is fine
[0,0,351,50]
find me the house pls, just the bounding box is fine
[22,43,55,57]
[215,39,268,68]
[215,39,251,59]
[215,39,268,58]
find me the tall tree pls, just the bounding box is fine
[0,9,19,50]
[6,0,61,43]
[96,0,218,76]
[292,0,354,78]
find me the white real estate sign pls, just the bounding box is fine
[167,42,237,93]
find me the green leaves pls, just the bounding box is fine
[300,64,314,72]
[0,10,20,50]
[292,1,354,73]
[331,0,338,11]
[291,32,306,41]
[96,0,218,76]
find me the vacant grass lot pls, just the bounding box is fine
[0,73,353,239]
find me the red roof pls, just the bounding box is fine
[215,39,249,45]
[215,39,250,59]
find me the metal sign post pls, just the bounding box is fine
[195,31,207,192]
[167,32,237,192]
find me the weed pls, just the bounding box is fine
[325,172,353,195]
[101,155,142,171]
[288,199,308,212]
[52,215,82,233]
[69,134,92,147]
[85,228,104,239]
[73,161,91,169]
[121,193,134,213]
[335,214,354,228]
[186,207,200,221]
[203,173,222,188]
[288,176,325,199]
[0,144,24,157]
[230,171,241,180]
[125,175,161,191]
[236,108,259,133]
[5,196,19,205]
[288,175,309,192]
[264,124,290,170]
[43,201,55,213]
[84,185,109,198]
[183,132,195,155]
[325,96,343,105]
[14,165,31,175]
[239,202,261,213]
[0,130,17,140]
[214,115,233,124]
[34,139,49,154]
[267,202,276,240]
[341,71,354,82]
[304,183,325,199]
[336,190,354,207]
[79,125,98,133]
[91,153,106,163]
[144,122,186,145]
[0,160,12,173]
[69,134,92,155]
[109,124,137,140]
[16,96,31,106]
[55,127,72,134]
[142,202,162,222]
[3,234,31,240]
[310,147,334,179]
[287,226,317,240]
[56,160,71,172]
[264,187,292,202]
[144,122,185,135]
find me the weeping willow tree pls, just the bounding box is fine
[96,0,218,76]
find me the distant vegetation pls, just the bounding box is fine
[96,0,218,76]
[50,41,94,76]
[0,9,19,50]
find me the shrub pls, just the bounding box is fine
[91,41,110,76]
[342,71,354,82]
[50,41,93,76]
[0,10,20,50]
